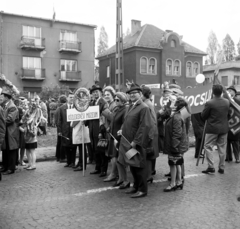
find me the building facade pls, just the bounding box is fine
[203,61,240,91]
[0,12,96,94]
[97,20,206,90]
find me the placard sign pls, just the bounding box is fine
[67,105,99,122]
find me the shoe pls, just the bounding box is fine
[199,154,204,158]
[64,164,70,168]
[2,170,15,175]
[225,158,232,162]
[164,184,177,192]
[147,177,153,184]
[151,170,156,175]
[99,172,107,177]
[164,172,171,177]
[131,191,147,198]
[74,167,83,172]
[125,188,137,194]
[26,167,36,170]
[59,159,67,163]
[202,168,215,174]
[176,183,184,190]
[0,168,7,172]
[90,170,101,175]
[119,182,130,189]
[236,160,240,163]
[218,169,224,174]
[69,164,75,168]
[72,165,80,169]
[112,181,123,187]
[19,161,26,166]
[24,165,31,169]
[103,176,117,182]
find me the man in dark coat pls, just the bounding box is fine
[57,92,76,167]
[55,95,67,162]
[1,87,19,175]
[118,83,153,198]
[201,84,230,174]
[87,85,108,177]
[226,86,240,162]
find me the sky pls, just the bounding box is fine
[1,0,240,56]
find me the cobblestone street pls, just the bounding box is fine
[1,148,240,229]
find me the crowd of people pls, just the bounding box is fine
[0,81,240,198]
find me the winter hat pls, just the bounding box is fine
[116,92,128,103]
[103,86,116,97]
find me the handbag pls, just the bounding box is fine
[97,138,108,150]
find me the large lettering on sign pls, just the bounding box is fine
[152,83,213,114]
[67,106,100,122]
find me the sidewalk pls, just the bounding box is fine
[0,146,56,164]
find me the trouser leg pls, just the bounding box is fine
[130,166,148,193]
[204,134,218,169]
[8,149,17,171]
[216,133,227,170]
[231,141,239,161]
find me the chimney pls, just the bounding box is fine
[131,20,141,35]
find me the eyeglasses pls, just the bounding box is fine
[129,91,139,95]
[114,99,120,102]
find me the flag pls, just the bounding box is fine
[213,51,240,135]
[51,8,56,27]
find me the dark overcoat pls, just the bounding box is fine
[56,103,72,147]
[191,113,205,139]
[107,105,127,158]
[118,100,153,168]
[164,112,188,155]
[2,100,19,150]
[201,97,230,134]
[0,106,6,147]
[143,99,159,159]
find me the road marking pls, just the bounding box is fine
[73,173,205,197]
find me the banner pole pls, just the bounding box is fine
[82,124,85,177]
[196,121,207,166]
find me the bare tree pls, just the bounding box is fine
[206,31,218,64]
[97,26,108,55]
[237,38,240,55]
[222,34,236,61]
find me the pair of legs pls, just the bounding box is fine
[169,165,182,187]
[105,157,118,180]
[204,133,227,170]
[26,148,37,169]
[116,161,128,185]
[226,140,240,162]
[19,147,26,165]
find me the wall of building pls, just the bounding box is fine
[0,13,95,92]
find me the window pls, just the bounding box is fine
[171,40,176,47]
[166,59,173,75]
[174,60,180,76]
[233,76,240,85]
[60,30,77,42]
[221,76,228,87]
[149,58,156,74]
[60,60,77,72]
[193,62,200,76]
[23,57,41,69]
[186,61,193,77]
[140,57,148,74]
[23,26,41,38]
[107,66,110,78]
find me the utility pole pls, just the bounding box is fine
[115,0,124,91]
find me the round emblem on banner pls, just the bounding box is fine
[73,88,91,112]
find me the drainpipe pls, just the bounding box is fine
[0,11,3,74]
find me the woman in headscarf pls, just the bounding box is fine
[163,97,189,192]
[20,98,46,170]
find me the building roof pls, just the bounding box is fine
[97,24,206,58]
[203,61,240,72]
[0,11,97,28]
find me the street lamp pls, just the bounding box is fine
[196,74,205,84]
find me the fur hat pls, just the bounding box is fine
[227,85,237,94]
[90,85,102,94]
[116,92,128,103]
[1,86,12,98]
[103,86,116,97]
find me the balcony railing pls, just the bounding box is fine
[21,68,46,80]
[59,40,81,53]
[59,71,81,82]
[20,36,45,50]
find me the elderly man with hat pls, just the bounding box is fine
[226,85,240,163]
[86,85,109,177]
[0,87,19,175]
[118,83,154,198]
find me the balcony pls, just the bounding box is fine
[59,40,81,54]
[20,36,45,51]
[21,68,46,80]
[59,71,81,82]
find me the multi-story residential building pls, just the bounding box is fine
[203,60,240,91]
[96,20,207,89]
[0,12,96,95]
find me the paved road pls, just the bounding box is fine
[1,148,240,229]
